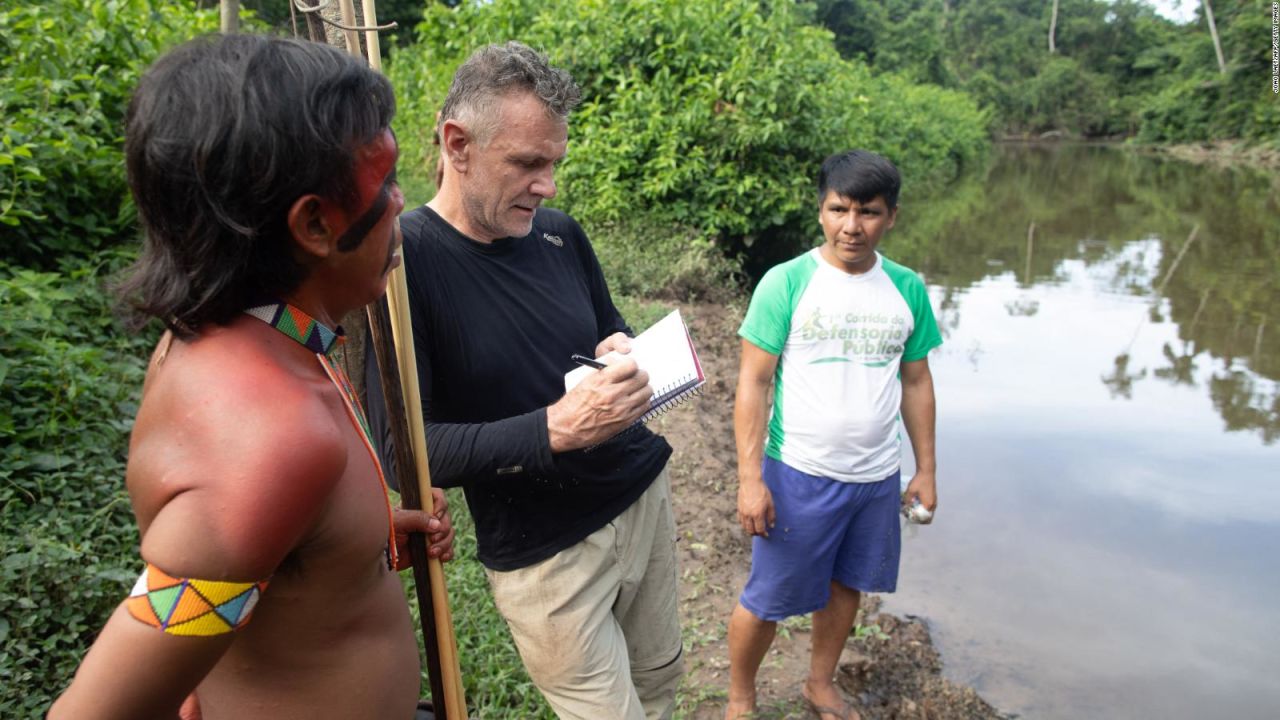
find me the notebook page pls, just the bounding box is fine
[564,310,702,398]
[628,310,700,393]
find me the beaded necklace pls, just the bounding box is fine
[244,301,399,571]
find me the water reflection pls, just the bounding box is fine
[881,145,1280,719]
[892,144,1280,444]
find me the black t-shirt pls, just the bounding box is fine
[365,205,672,570]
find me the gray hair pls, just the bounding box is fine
[438,42,581,145]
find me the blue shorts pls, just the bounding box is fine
[739,457,901,622]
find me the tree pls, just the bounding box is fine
[1049,0,1059,53]
[1201,0,1226,74]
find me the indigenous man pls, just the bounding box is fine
[50,34,455,720]
[366,42,684,720]
[725,150,941,720]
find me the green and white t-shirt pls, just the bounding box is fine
[739,249,942,483]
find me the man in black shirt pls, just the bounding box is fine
[367,42,683,719]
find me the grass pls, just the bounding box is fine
[777,614,812,641]
[676,681,729,717]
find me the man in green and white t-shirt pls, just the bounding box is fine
[724,150,941,720]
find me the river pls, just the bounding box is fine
[883,144,1279,719]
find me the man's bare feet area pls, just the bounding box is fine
[802,678,859,720]
[723,693,756,719]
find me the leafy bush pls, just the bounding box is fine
[859,74,991,193]
[389,0,988,286]
[0,256,157,716]
[1015,56,1115,136]
[0,0,219,267]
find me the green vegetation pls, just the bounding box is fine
[0,255,158,716]
[0,2,728,710]
[811,0,1279,146]
[3,0,1273,716]
[389,0,990,283]
[0,3,216,713]
[0,1,218,266]
[1136,1,1280,144]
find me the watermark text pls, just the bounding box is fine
[1273,3,1279,93]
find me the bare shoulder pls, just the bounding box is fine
[128,323,348,580]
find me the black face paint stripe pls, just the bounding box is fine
[336,186,391,252]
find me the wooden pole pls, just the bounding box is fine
[381,254,468,720]
[353,1,467,716]
[335,0,362,57]
[360,0,384,70]
[364,299,449,717]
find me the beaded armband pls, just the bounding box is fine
[125,563,270,636]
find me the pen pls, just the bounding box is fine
[571,353,607,370]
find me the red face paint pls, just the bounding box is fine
[315,129,406,314]
[353,130,398,209]
[332,129,401,252]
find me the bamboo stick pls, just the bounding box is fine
[356,1,467,715]
[364,300,448,714]
[384,260,468,720]
[360,0,384,72]
[335,0,362,57]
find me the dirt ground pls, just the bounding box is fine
[650,302,1010,720]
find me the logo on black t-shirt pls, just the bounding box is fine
[542,233,564,247]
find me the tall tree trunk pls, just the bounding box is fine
[1203,0,1226,75]
[320,1,359,53]
[1048,0,1058,54]
[220,0,238,33]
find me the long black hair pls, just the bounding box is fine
[119,34,395,335]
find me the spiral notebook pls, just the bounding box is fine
[565,309,706,427]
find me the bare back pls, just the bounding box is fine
[60,318,419,720]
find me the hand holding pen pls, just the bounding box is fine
[548,348,650,452]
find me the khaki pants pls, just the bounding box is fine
[486,468,683,720]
